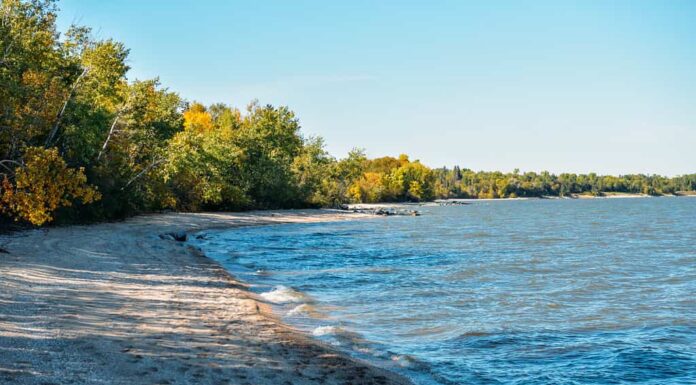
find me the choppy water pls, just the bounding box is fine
[194,198,696,384]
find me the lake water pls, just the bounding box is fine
[194,198,696,384]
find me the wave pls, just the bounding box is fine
[286,303,328,319]
[313,325,341,337]
[287,303,311,316]
[260,285,307,304]
[311,325,371,348]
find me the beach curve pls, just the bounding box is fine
[0,210,412,385]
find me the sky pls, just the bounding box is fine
[56,0,696,176]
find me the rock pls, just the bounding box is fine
[437,200,470,206]
[159,231,187,242]
[0,247,9,254]
[346,206,422,217]
[171,231,187,242]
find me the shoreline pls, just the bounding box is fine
[0,210,412,385]
[347,192,695,210]
[436,193,695,202]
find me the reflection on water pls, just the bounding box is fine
[195,198,696,384]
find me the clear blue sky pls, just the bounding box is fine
[56,0,696,175]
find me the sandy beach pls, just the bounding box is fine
[0,210,412,385]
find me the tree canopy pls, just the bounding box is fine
[1,0,694,226]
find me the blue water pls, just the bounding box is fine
[194,198,696,385]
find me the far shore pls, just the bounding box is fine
[347,191,695,209]
[0,210,412,385]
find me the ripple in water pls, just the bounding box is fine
[194,198,696,384]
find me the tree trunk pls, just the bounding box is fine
[97,115,120,161]
[122,158,165,190]
[45,67,88,147]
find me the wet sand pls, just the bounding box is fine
[0,210,412,385]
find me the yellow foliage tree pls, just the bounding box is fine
[408,180,423,201]
[348,172,384,203]
[1,147,101,225]
[183,102,214,133]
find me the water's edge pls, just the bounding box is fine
[185,215,420,384]
[189,199,696,385]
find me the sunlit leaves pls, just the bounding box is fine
[183,103,214,133]
[1,147,100,225]
[345,155,436,203]
[164,129,247,210]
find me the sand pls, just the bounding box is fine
[0,210,412,385]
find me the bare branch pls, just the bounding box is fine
[0,40,13,66]
[97,91,131,161]
[45,67,89,147]
[97,115,119,161]
[0,159,22,168]
[121,158,165,190]
[0,159,22,175]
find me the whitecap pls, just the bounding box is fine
[260,285,305,304]
[390,354,426,369]
[312,325,340,336]
[287,303,311,316]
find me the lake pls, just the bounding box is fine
[194,197,696,384]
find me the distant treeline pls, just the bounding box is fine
[432,168,696,200]
[1,1,694,226]
[340,160,696,203]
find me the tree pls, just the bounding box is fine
[183,102,214,133]
[1,147,100,225]
[164,128,247,211]
[90,79,184,217]
[235,103,304,207]
[291,136,334,206]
